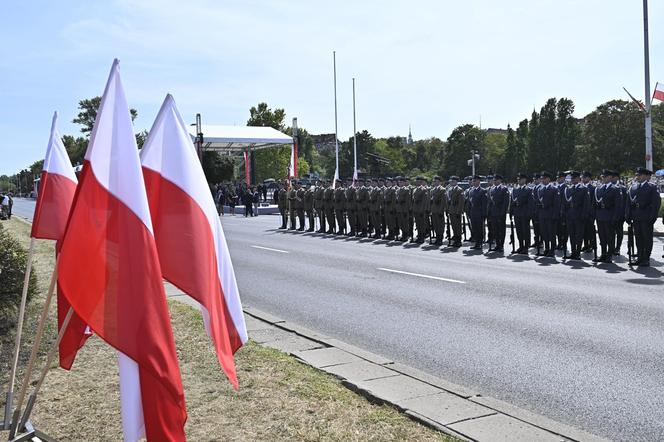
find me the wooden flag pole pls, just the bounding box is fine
[3,238,35,430]
[8,262,58,439]
[18,306,74,431]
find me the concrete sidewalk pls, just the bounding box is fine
[164,282,607,442]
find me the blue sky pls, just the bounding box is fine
[1,0,662,175]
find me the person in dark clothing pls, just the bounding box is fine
[242,187,253,217]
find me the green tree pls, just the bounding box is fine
[202,151,235,184]
[442,124,484,177]
[247,102,286,130]
[73,96,138,135]
[62,135,88,166]
[501,125,518,179]
[481,132,507,175]
[515,119,529,174]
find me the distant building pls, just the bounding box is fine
[407,125,413,145]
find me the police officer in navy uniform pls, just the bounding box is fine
[510,173,533,254]
[581,171,596,252]
[530,174,543,250]
[626,167,662,266]
[611,172,627,255]
[563,171,591,260]
[487,174,509,252]
[593,170,621,263]
[467,175,488,250]
[555,171,568,250]
[536,171,560,257]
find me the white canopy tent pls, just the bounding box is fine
[187,124,294,185]
[187,125,293,153]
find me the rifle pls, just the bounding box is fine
[591,222,598,261]
[445,213,452,246]
[627,222,635,265]
[561,219,569,260]
[462,214,468,241]
[428,213,434,245]
[509,214,515,254]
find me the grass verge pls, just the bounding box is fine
[0,218,455,441]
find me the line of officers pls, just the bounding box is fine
[277,167,661,266]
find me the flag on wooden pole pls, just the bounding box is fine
[141,94,247,389]
[57,60,187,441]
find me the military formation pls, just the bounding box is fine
[276,167,662,266]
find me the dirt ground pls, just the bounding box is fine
[1,218,454,441]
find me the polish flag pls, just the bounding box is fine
[654,82,664,103]
[288,140,297,178]
[31,112,89,370]
[57,60,187,441]
[141,94,247,389]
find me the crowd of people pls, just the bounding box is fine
[275,168,663,266]
[213,181,268,217]
[0,192,13,220]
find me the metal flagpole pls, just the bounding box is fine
[333,51,339,184]
[643,0,653,170]
[352,78,358,183]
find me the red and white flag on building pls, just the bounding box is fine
[31,112,89,370]
[140,94,248,388]
[654,82,664,103]
[57,60,187,441]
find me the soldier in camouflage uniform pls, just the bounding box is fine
[323,180,336,233]
[430,176,447,245]
[278,181,288,229]
[383,177,398,240]
[412,176,430,243]
[334,179,347,235]
[313,180,326,233]
[345,178,358,236]
[396,176,412,241]
[369,178,383,238]
[295,181,306,231]
[447,176,465,247]
[304,183,315,232]
[288,181,298,230]
[355,178,370,237]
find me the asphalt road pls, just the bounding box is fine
[11,198,664,441]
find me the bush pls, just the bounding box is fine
[0,223,37,336]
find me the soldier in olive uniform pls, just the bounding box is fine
[446,176,465,247]
[355,178,370,236]
[345,178,358,236]
[468,175,488,250]
[313,180,326,233]
[288,181,298,230]
[278,181,288,229]
[304,184,315,232]
[412,176,430,243]
[429,176,446,245]
[323,180,336,233]
[487,174,509,252]
[509,173,533,254]
[406,177,415,239]
[369,178,383,238]
[626,167,662,266]
[334,179,347,234]
[295,181,306,231]
[383,178,398,240]
[395,176,412,241]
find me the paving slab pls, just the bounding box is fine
[384,362,477,399]
[293,347,362,368]
[275,321,331,341]
[244,315,275,332]
[449,414,569,442]
[243,306,285,324]
[404,410,472,442]
[249,327,294,344]
[398,392,497,426]
[470,396,610,442]
[321,338,393,365]
[262,336,324,353]
[356,375,442,402]
[325,360,400,382]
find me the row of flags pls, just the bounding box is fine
[30,59,247,441]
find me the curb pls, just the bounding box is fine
[241,306,610,442]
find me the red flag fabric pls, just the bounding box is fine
[141,94,248,389]
[57,60,187,441]
[31,111,89,370]
[654,83,664,103]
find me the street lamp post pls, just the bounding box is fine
[195,113,203,162]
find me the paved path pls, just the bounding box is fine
[11,197,664,440]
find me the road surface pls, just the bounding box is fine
[10,198,664,441]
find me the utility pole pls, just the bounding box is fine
[643,0,653,170]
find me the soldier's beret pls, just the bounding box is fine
[540,171,553,179]
[385,177,393,181]
[494,174,503,180]
[449,175,460,181]
[582,171,592,178]
[636,167,653,175]
[570,170,580,178]
[472,175,482,180]
[415,175,425,181]
[395,176,404,181]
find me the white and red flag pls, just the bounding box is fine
[654,82,664,103]
[57,60,187,441]
[31,112,89,370]
[288,140,297,179]
[140,94,248,389]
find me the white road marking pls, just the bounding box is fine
[251,245,289,254]
[377,267,466,284]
